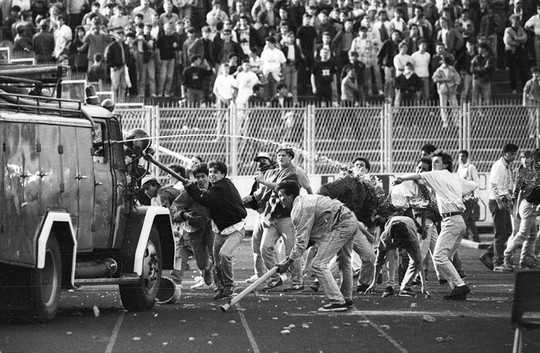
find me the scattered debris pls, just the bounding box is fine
[66,331,72,335]
[133,337,141,341]
[436,336,452,343]
[280,330,290,335]
[411,303,417,308]
[302,323,310,329]
[92,305,100,317]
[423,315,436,323]
[229,320,236,324]
[379,325,390,330]
[188,337,195,341]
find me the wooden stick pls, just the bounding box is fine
[220,266,279,312]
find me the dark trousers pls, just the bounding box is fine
[506,48,528,91]
[485,199,513,265]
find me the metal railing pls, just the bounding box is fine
[116,103,540,177]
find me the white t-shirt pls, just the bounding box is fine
[411,51,431,78]
[213,74,236,101]
[420,169,477,214]
[235,70,260,105]
[260,47,286,81]
[393,53,412,76]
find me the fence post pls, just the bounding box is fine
[303,105,316,175]
[229,104,237,176]
[384,102,393,173]
[534,107,540,148]
[463,102,472,151]
[149,105,159,177]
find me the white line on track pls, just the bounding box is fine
[237,304,261,353]
[359,312,409,353]
[288,309,509,319]
[105,311,125,353]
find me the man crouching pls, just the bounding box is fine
[275,180,357,312]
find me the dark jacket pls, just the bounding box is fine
[378,39,399,67]
[185,178,247,231]
[281,43,303,69]
[104,40,128,69]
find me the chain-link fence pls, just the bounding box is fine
[114,103,539,178]
[388,104,463,173]
[467,105,538,172]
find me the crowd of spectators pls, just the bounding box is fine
[0,0,537,104]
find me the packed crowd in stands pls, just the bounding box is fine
[1,0,538,104]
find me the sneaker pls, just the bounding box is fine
[284,284,304,292]
[345,299,354,309]
[317,302,349,312]
[262,277,283,291]
[443,285,470,300]
[382,286,394,298]
[357,283,370,293]
[520,257,538,269]
[457,270,467,279]
[479,254,494,271]
[309,281,320,292]
[245,274,259,283]
[203,268,212,285]
[439,278,448,285]
[493,263,513,272]
[411,276,421,286]
[190,280,213,290]
[213,287,233,300]
[398,287,416,298]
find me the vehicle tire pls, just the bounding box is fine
[119,227,162,311]
[32,235,62,322]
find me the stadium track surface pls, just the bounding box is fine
[1,240,539,353]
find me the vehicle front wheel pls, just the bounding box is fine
[32,235,62,322]
[119,228,162,311]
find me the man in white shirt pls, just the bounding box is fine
[524,4,540,68]
[393,41,412,77]
[260,36,286,99]
[53,14,72,65]
[394,151,477,300]
[235,59,260,107]
[132,0,157,24]
[456,150,480,242]
[411,39,431,101]
[479,143,519,271]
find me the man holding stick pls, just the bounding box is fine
[275,180,357,312]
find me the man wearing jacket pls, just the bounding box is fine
[104,30,129,102]
[172,163,214,289]
[184,161,247,300]
[471,42,496,105]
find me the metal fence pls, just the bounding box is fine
[115,103,540,177]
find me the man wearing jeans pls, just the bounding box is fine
[184,161,247,300]
[393,151,477,300]
[276,181,356,312]
[172,163,214,289]
[256,147,312,291]
[503,148,540,270]
[479,143,518,272]
[157,22,180,97]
